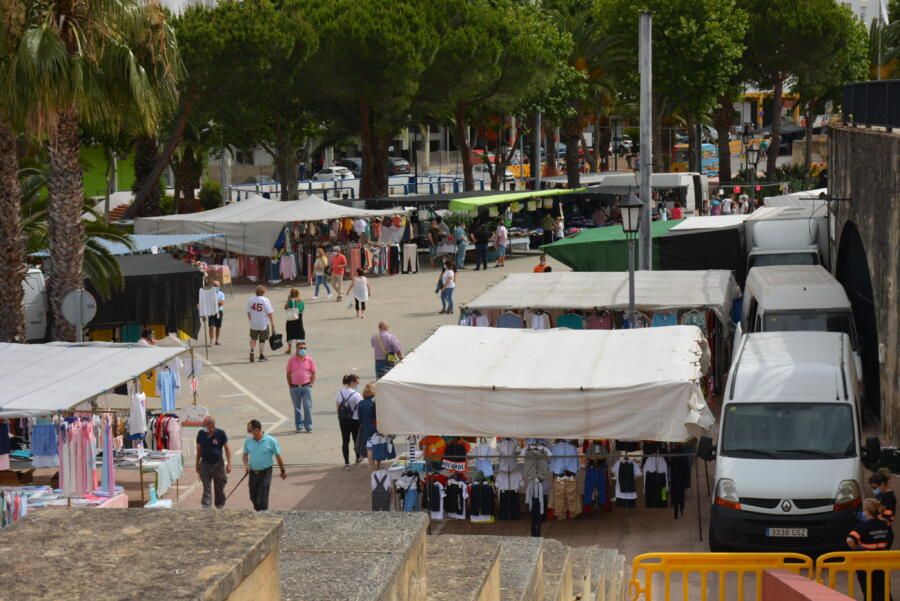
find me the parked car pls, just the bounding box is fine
[388,156,412,175]
[313,166,355,181]
[336,157,363,178]
[472,163,515,183]
[610,137,633,155]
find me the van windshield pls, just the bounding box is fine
[749,252,819,269]
[721,403,856,459]
[763,311,854,338]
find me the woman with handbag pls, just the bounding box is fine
[311,247,332,300]
[284,288,306,354]
[355,382,378,465]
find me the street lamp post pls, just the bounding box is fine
[621,196,643,328]
[740,122,752,179]
[746,144,759,208]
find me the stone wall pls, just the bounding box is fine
[829,126,900,442]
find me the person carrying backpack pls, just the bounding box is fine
[335,374,363,470]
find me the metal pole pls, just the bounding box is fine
[534,112,542,190]
[638,11,653,270]
[628,238,636,327]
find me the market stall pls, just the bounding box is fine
[458,269,737,391]
[85,254,204,339]
[368,326,713,535]
[541,220,683,271]
[378,325,712,440]
[135,194,415,283]
[0,342,193,524]
[660,217,749,287]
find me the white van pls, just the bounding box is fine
[23,268,49,342]
[737,265,863,399]
[744,205,828,271]
[586,172,708,215]
[699,331,880,553]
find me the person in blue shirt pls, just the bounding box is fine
[242,420,286,511]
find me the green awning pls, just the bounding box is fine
[448,188,580,212]
[542,220,683,271]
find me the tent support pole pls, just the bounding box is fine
[202,316,209,361]
[139,454,145,505]
[696,457,704,542]
[189,344,198,406]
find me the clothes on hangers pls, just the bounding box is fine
[497,438,519,472]
[127,392,147,440]
[371,469,392,511]
[425,473,448,520]
[445,476,469,520]
[402,244,418,273]
[521,444,551,481]
[469,480,497,523]
[396,472,421,512]
[527,310,551,330]
[497,311,524,328]
[367,433,396,462]
[470,440,498,477]
[583,464,607,508]
[548,440,579,476]
[58,419,96,497]
[612,458,641,508]
[0,489,27,528]
[556,313,585,330]
[198,286,219,318]
[669,446,692,519]
[156,369,178,413]
[525,478,545,537]
[31,422,59,468]
[550,474,581,519]
[643,455,669,508]
[651,311,678,327]
[586,311,614,330]
[681,310,707,329]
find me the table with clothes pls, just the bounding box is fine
[115,449,184,498]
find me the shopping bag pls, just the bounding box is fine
[269,331,284,351]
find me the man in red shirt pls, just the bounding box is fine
[285,342,317,432]
[330,247,348,301]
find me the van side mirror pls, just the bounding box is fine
[864,437,881,463]
[698,436,716,461]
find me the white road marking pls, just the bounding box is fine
[203,358,287,435]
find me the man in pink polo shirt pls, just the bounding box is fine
[285,342,317,433]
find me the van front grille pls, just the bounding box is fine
[792,499,834,509]
[740,497,779,509]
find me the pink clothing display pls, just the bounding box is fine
[58,420,96,498]
[586,313,614,330]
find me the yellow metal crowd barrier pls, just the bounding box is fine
[629,553,813,601]
[816,551,900,600]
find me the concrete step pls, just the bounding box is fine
[605,553,627,601]
[450,536,545,601]
[589,549,619,601]
[277,511,429,601]
[570,548,594,601]
[540,539,574,601]
[427,535,502,601]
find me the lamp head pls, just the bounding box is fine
[621,194,643,235]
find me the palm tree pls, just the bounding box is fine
[0,0,27,341]
[19,167,134,300]
[12,0,181,339]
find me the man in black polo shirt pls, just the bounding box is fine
[196,416,232,509]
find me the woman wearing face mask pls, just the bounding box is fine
[335,374,362,470]
[870,472,896,527]
[847,498,894,601]
[355,382,377,467]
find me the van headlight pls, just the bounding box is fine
[715,478,741,510]
[834,480,861,512]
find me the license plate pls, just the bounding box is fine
[765,528,808,538]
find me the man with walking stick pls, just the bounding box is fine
[242,419,287,511]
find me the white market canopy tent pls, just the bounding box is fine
[462,270,738,325]
[378,325,714,441]
[0,342,189,417]
[134,193,406,256]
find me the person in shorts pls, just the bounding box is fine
[208,281,225,345]
[246,285,275,363]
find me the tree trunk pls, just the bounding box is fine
[712,94,734,183]
[124,94,194,219]
[686,117,698,173]
[358,101,390,198]
[562,117,581,188]
[274,120,299,201]
[454,102,474,191]
[596,115,611,171]
[171,148,203,213]
[766,78,783,180]
[544,121,559,177]
[0,119,26,342]
[133,135,162,215]
[46,108,85,341]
